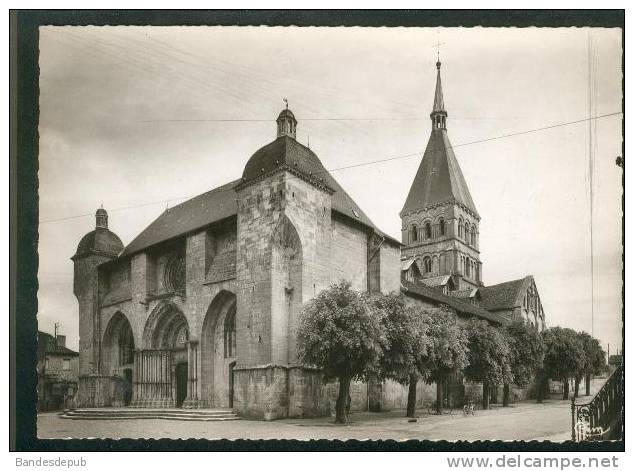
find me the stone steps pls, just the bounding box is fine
[59,408,240,421]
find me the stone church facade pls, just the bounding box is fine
[72,61,545,418]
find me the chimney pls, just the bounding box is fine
[56,335,66,348]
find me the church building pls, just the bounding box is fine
[72,60,545,419]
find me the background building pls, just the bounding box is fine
[37,330,79,411]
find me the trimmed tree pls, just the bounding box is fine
[542,327,585,400]
[374,293,432,418]
[463,318,513,410]
[503,321,545,407]
[577,331,606,397]
[426,307,469,414]
[296,281,386,424]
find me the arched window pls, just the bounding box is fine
[465,223,470,245]
[424,222,432,240]
[439,218,445,236]
[410,224,418,243]
[465,258,471,277]
[471,227,477,246]
[423,257,432,274]
[224,306,236,358]
[458,218,464,238]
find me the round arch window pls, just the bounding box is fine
[164,255,186,293]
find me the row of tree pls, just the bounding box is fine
[296,281,607,424]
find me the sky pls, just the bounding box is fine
[37,26,623,354]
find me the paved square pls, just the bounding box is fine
[38,399,573,442]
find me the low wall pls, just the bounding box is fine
[77,374,124,408]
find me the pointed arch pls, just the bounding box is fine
[200,290,237,407]
[142,300,189,350]
[271,215,303,365]
[102,311,135,376]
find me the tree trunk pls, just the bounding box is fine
[536,371,544,403]
[435,378,443,414]
[573,377,580,398]
[563,379,569,400]
[503,383,510,407]
[335,376,351,424]
[482,380,490,410]
[406,374,417,418]
[346,392,351,416]
[585,374,591,396]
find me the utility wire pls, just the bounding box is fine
[39,110,622,225]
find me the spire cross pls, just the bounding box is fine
[433,31,445,62]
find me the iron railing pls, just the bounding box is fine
[571,364,623,441]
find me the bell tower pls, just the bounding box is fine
[401,60,482,290]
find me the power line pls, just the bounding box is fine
[39,110,622,225]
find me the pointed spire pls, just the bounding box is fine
[433,61,445,113]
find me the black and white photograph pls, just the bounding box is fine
[10,10,624,453]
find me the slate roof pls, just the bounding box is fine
[419,274,452,289]
[479,277,530,311]
[401,129,479,218]
[121,180,238,257]
[73,228,123,260]
[401,280,507,325]
[401,258,416,271]
[121,137,399,257]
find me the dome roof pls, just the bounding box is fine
[277,108,296,122]
[74,228,123,259]
[241,135,329,186]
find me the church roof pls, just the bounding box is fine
[121,138,398,257]
[121,180,239,257]
[401,129,479,218]
[402,280,507,325]
[73,228,123,260]
[401,62,479,218]
[419,274,452,288]
[479,276,532,311]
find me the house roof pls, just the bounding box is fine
[401,280,508,325]
[121,137,399,257]
[37,331,79,357]
[479,276,531,311]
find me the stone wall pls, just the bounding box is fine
[330,215,368,291]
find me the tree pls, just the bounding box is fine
[542,327,585,400]
[504,321,545,406]
[463,318,513,410]
[296,281,386,424]
[577,331,606,397]
[373,293,431,418]
[425,307,469,414]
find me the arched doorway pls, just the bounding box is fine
[200,290,237,408]
[102,312,135,406]
[137,302,190,407]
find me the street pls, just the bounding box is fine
[38,398,573,441]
